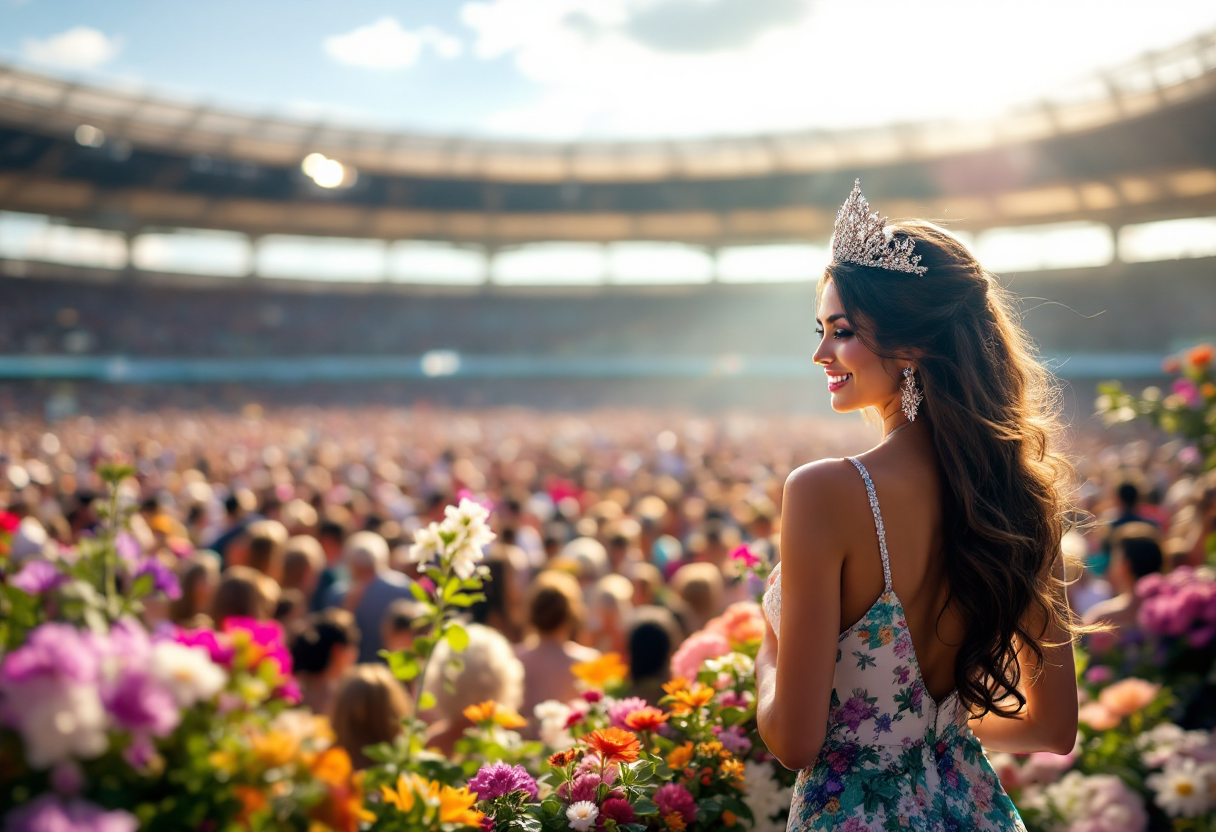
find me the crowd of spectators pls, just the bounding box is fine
[1,405,1212,767]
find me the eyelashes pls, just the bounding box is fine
[814,328,853,340]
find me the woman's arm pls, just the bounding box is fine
[969,553,1078,755]
[755,461,849,771]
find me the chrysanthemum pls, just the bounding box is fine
[467,762,539,802]
[571,653,629,690]
[624,706,669,732]
[565,800,599,832]
[1147,759,1214,818]
[582,727,641,765]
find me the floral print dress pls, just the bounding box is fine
[762,457,1026,831]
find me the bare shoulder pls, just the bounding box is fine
[784,457,864,511]
[781,457,864,562]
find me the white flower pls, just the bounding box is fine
[270,709,332,748]
[149,642,227,707]
[704,651,755,677]
[1136,722,1214,769]
[3,677,108,768]
[407,522,444,565]
[535,700,575,750]
[1147,758,1214,818]
[742,760,792,822]
[565,801,599,831]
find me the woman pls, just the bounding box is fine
[515,570,600,736]
[330,663,413,769]
[755,181,1079,830]
[289,609,361,715]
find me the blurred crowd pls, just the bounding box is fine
[1,405,1212,767]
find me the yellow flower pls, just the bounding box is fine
[666,741,695,770]
[251,730,300,768]
[825,797,841,814]
[571,653,629,690]
[878,626,894,646]
[437,784,485,827]
[381,772,433,814]
[696,741,724,758]
[661,677,689,696]
[721,757,745,784]
[668,683,715,715]
[209,750,239,774]
[463,699,529,729]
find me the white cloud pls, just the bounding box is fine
[459,0,1216,139]
[22,26,122,69]
[324,17,462,70]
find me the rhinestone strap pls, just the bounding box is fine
[848,457,892,591]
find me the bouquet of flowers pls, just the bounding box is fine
[992,677,1216,832]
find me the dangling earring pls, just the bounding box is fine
[901,366,922,422]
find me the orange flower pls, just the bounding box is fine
[666,741,694,770]
[1098,678,1160,718]
[582,727,642,765]
[668,683,714,715]
[705,601,766,645]
[463,700,527,729]
[437,784,485,827]
[310,747,353,787]
[1187,344,1214,369]
[624,706,669,732]
[548,748,580,767]
[663,811,688,832]
[1202,382,1216,399]
[662,677,690,696]
[571,653,629,690]
[234,786,268,823]
[722,810,738,827]
[721,758,745,784]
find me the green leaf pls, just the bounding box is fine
[631,798,659,816]
[418,690,436,710]
[447,593,484,608]
[382,650,419,681]
[409,581,429,602]
[444,623,470,652]
[130,573,154,599]
[443,575,462,601]
[413,635,435,659]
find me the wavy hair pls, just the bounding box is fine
[822,220,1077,718]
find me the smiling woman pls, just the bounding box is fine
[754,182,1082,831]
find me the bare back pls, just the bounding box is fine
[835,440,966,704]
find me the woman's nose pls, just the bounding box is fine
[813,339,833,366]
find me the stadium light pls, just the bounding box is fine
[301,152,357,189]
[1118,217,1216,263]
[74,124,104,147]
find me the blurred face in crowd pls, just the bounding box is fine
[813,279,904,416]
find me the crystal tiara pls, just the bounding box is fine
[830,179,927,275]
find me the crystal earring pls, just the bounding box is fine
[901,366,922,422]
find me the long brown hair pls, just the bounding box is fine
[822,220,1076,719]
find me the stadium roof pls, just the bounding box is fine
[1,30,1215,245]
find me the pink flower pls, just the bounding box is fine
[654,783,696,824]
[173,628,235,665]
[1078,702,1120,731]
[730,544,759,568]
[705,602,766,645]
[597,798,634,828]
[669,631,730,680]
[1097,678,1159,718]
[1084,666,1114,685]
[1172,378,1203,409]
[607,697,649,730]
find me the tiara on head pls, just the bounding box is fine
[830,179,927,275]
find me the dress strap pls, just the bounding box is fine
[847,457,893,591]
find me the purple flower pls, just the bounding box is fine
[0,624,98,684]
[121,734,157,770]
[10,560,67,596]
[114,531,142,563]
[467,762,539,801]
[607,697,649,730]
[102,671,179,737]
[712,724,753,755]
[131,557,181,600]
[2,794,137,832]
[835,692,879,733]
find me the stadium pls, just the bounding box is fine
[1,28,1215,414]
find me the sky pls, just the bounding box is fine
[2,0,1216,140]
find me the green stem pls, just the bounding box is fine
[104,480,120,611]
[403,561,450,767]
